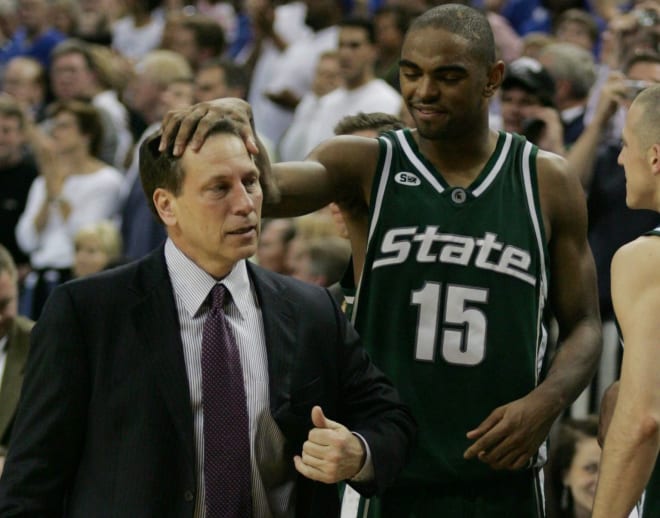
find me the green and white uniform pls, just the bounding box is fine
[343,129,549,517]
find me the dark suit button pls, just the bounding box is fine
[184,490,194,502]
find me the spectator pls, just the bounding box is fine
[170,14,226,71]
[0,244,33,474]
[194,58,248,103]
[554,8,600,55]
[295,17,402,157]
[15,100,122,319]
[249,0,341,145]
[50,39,133,168]
[538,43,597,147]
[111,0,164,62]
[288,235,351,287]
[49,0,80,37]
[0,0,65,69]
[72,220,123,278]
[278,50,342,161]
[123,49,193,139]
[121,52,194,260]
[1,56,47,122]
[373,5,411,91]
[0,96,38,275]
[499,56,565,154]
[256,218,296,275]
[545,417,600,518]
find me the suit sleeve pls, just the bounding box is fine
[326,290,417,497]
[0,285,90,516]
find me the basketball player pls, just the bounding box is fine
[592,84,660,518]
[160,5,602,516]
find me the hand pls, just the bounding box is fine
[265,89,300,110]
[463,393,556,470]
[293,406,366,484]
[522,106,565,155]
[159,98,259,157]
[598,381,620,447]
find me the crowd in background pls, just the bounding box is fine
[0,0,658,515]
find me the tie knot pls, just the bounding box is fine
[209,283,228,311]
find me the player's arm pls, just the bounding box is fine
[464,151,602,469]
[158,98,379,217]
[592,237,660,518]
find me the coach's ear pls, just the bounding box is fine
[153,188,177,227]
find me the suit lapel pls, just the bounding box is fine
[247,264,297,416]
[130,248,196,466]
[0,319,31,439]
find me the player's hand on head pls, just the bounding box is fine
[293,406,366,484]
[159,98,258,157]
[463,392,556,470]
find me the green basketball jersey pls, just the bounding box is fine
[352,128,550,486]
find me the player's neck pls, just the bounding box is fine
[417,128,499,184]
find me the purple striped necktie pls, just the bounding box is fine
[202,283,252,517]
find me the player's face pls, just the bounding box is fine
[618,103,656,209]
[400,27,494,140]
[563,436,600,515]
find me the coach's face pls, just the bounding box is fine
[155,132,262,278]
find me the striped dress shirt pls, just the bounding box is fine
[165,239,295,518]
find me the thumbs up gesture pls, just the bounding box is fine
[293,406,366,483]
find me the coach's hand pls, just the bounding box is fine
[294,406,366,483]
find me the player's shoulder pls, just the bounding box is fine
[612,234,660,277]
[535,148,573,188]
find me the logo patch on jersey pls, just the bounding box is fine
[373,227,536,286]
[394,172,421,186]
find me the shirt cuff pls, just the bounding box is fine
[349,432,375,483]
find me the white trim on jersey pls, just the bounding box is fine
[521,141,549,386]
[395,130,446,194]
[352,136,394,324]
[472,132,513,197]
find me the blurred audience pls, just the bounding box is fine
[1,56,47,122]
[256,218,296,275]
[50,39,133,168]
[16,100,122,319]
[0,96,38,278]
[72,219,123,278]
[168,14,226,71]
[545,416,600,518]
[0,0,66,69]
[111,0,165,62]
[0,244,33,475]
[538,42,597,147]
[194,57,249,103]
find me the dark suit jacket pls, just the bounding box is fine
[0,316,33,451]
[0,247,415,517]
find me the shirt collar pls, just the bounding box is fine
[164,239,251,319]
[561,105,585,125]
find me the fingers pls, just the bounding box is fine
[159,101,258,156]
[310,406,342,430]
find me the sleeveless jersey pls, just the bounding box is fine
[351,128,550,486]
[639,226,660,518]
